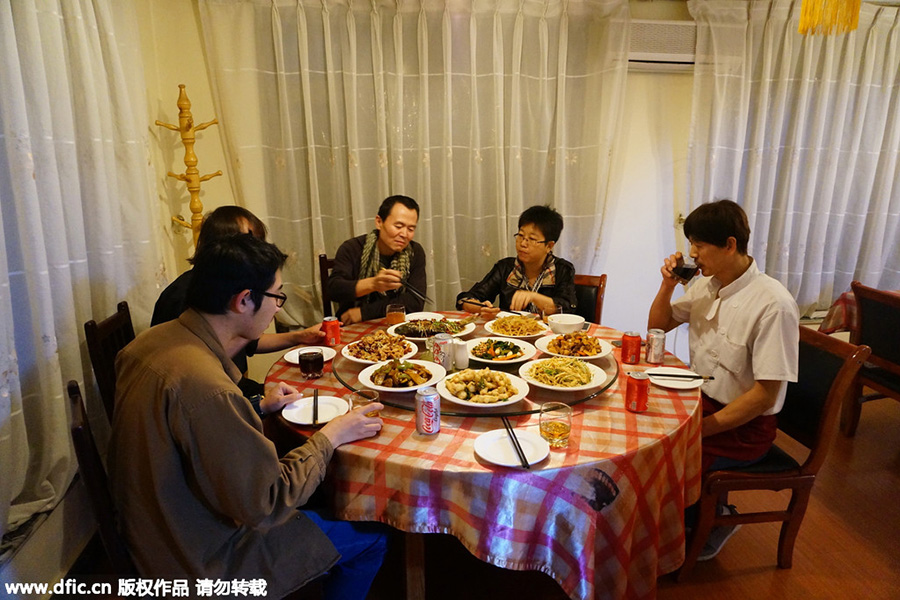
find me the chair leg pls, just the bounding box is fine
[777,488,811,569]
[840,382,863,437]
[676,492,718,582]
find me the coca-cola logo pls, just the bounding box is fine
[420,400,438,433]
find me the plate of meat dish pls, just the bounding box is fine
[387,318,476,341]
[342,330,418,364]
[358,359,447,393]
[534,332,614,360]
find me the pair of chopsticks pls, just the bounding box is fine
[312,389,319,425]
[650,372,714,381]
[402,279,433,305]
[501,416,530,469]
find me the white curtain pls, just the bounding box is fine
[687,0,900,312]
[198,0,630,326]
[0,0,161,540]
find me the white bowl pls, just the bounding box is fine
[547,313,585,334]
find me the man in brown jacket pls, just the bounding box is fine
[108,234,387,599]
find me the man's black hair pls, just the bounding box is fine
[186,234,287,314]
[377,195,420,221]
[683,199,751,254]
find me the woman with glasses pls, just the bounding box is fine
[456,205,576,319]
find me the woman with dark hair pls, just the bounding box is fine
[456,205,577,318]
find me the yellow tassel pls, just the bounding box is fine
[798,0,861,35]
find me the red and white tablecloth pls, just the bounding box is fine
[266,316,702,600]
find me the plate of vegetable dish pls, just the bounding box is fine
[466,337,537,365]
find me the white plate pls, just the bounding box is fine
[341,339,418,365]
[386,320,477,341]
[534,334,614,360]
[474,428,550,468]
[437,371,529,408]
[405,311,444,321]
[466,337,538,365]
[358,359,447,393]
[284,346,337,364]
[484,317,550,339]
[646,366,705,390]
[282,396,349,425]
[518,358,609,392]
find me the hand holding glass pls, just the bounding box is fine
[540,402,572,449]
[350,390,381,418]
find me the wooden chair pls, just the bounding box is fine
[84,301,135,421]
[677,327,870,580]
[573,274,607,324]
[319,254,336,318]
[68,380,137,575]
[841,280,900,436]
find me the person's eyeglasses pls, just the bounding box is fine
[258,291,287,307]
[514,233,549,247]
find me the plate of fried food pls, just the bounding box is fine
[436,368,529,407]
[342,330,418,364]
[466,337,537,365]
[534,331,614,360]
[519,357,608,392]
[358,359,447,393]
[387,318,476,340]
[484,314,550,339]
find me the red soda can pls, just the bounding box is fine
[625,372,650,413]
[415,386,440,435]
[621,331,642,364]
[322,317,341,346]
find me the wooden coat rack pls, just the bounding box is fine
[156,84,222,247]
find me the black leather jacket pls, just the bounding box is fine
[456,256,577,313]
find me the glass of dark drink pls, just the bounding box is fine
[671,255,699,284]
[298,349,325,379]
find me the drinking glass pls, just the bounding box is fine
[349,390,381,418]
[671,255,699,284]
[540,402,572,449]
[386,304,406,325]
[298,349,324,379]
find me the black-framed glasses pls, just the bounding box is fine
[257,291,287,307]
[514,233,549,247]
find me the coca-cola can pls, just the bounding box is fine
[625,371,650,413]
[646,329,666,364]
[415,387,440,434]
[322,317,341,346]
[432,333,454,370]
[621,331,642,364]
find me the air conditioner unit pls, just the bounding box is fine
[629,19,697,72]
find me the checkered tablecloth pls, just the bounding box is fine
[266,316,702,600]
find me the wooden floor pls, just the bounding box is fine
[65,397,900,600]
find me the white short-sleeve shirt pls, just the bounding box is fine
[670,260,799,414]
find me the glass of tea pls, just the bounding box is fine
[539,402,572,449]
[298,349,324,379]
[386,304,406,325]
[349,390,381,418]
[671,255,699,284]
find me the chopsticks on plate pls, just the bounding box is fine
[312,389,319,425]
[501,416,530,469]
[651,372,714,381]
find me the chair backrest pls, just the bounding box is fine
[573,274,607,324]
[319,254,336,318]
[850,280,900,372]
[777,327,870,474]
[68,380,137,575]
[84,301,135,421]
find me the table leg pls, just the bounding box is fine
[404,532,426,600]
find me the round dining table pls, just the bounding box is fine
[265,312,702,600]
